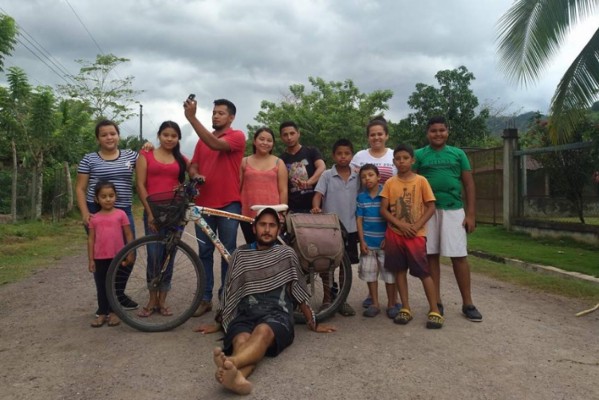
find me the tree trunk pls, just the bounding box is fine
[11,139,18,223]
[35,153,43,220]
[64,161,73,213]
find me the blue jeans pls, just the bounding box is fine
[143,212,174,291]
[194,202,241,302]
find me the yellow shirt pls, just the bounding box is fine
[381,174,435,236]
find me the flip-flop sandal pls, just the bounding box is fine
[159,307,173,316]
[137,307,155,318]
[426,312,444,329]
[393,308,413,325]
[91,315,106,328]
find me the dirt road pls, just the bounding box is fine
[1,243,598,400]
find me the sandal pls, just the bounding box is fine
[107,313,121,327]
[137,307,155,318]
[159,306,173,316]
[363,305,381,318]
[91,315,106,328]
[393,308,413,325]
[426,311,444,329]
[338,302,356,317]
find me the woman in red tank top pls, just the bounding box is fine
[136,121,189,317]
[239,127,288,243]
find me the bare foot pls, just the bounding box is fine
[215,366,224,384]
[221,360,252,395]
[213,347,226,368]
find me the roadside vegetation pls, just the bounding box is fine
[0,214,85,284]
[467,225,599,303]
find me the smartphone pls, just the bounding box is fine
[187,93,196,101]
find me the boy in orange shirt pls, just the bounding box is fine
[380,144,443,329]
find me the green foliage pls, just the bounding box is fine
[400,66,490,147]
[522,113,597,223]
[249,77,393,163]
[497,0,599,143]
[58,54,142,124]
[0,14,17,72]
[119,135,145,152]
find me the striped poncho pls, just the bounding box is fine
[220,244,311,332]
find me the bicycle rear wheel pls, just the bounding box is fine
[293,252,352,324]
[106,234,205,332]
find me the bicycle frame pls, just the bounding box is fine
[185,205,254,264]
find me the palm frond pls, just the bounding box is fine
[549,26,599,142]
[496,0,599,86]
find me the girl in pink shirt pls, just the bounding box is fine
[88,181,134,328]
[136,121,189,317]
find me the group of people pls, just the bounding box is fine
[77,96,482,395]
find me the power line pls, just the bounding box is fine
[64,0,105,55]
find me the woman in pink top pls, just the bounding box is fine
[239,127,288,243]
[136,121,189,317]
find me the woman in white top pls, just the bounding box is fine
[351,117,400,315]
[350,118,396,184]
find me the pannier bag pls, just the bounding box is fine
[286,213,344,273]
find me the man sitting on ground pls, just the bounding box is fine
[194,207,336,395]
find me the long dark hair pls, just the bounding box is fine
[157,121,186,183]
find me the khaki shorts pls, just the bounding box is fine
[358,248,395,284]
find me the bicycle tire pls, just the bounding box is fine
[293,251,352,324]
[106,234,205,332]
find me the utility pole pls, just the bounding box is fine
[139,104,143,141]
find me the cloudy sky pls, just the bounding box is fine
[1,0,597,153]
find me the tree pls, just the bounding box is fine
[250,77,393,163]
[0,67,31,221]
[0,13,17,72]
[58,54,141,123]
[522,113,596,223]
[497,0,599,143]
[400,66,490,147]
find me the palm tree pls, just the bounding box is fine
[497,0,599,143]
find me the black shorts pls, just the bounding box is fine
[223,305,295,357]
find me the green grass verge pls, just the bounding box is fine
[0,216,86,285]
[468,225,599,278]
[464,257,599,303]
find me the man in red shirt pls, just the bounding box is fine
[185,98,246,317]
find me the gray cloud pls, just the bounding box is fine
[1,0,582,143]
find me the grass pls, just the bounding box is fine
[468,225,599,278]
[466,224,599,303]
[0,215,86,285]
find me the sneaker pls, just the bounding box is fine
[338,302,356,317]
[462,305,482,322]
[119,295,139,310]
[193,300,213,317]
[362,297,373,309]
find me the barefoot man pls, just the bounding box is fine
[194,207,336,395]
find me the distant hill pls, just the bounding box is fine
[486,111,540,136]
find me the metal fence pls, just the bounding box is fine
[514,142,599,226]
[467,147,503,225]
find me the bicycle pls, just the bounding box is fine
[106,179,352,332]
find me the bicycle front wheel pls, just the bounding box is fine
[106,234,205,332]
[294,252,353,324]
